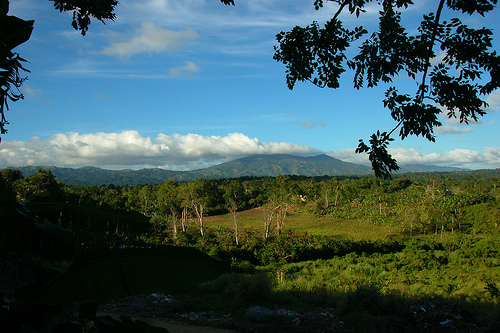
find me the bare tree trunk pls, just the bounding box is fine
[264,213,273,240]
[276,204,288,235]
[324,185,329,209]
[181,206,188,233]
[192,202,205,236]
[169,207,178,239]
[264,205,279,240]
[379,196,382,216]
[334,186,339,206]
[172,218,178,239]
[230,202,239,245]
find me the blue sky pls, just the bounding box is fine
[1,0,499,171]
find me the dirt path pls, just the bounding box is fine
[130,317,235,333]
[97,313,236,333]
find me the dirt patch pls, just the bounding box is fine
[98,295,487,332]
[98,295,349,333]
[95,315,236,333]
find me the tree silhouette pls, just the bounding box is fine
[0,0,33,138]
[0,0,117,140]
[273,0,499,178]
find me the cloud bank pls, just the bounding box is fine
[331,147,500,170]
[1,131,499,171]
[0,131,317,170]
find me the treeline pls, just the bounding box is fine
[2,168,499,242]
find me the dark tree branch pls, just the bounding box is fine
[418,0,446,102]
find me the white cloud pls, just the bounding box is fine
[0,131,317,170]
[123,0,331,29]
[298,120,326,129]
[388,148,484,165]
[329,147,500,169]
[486,89,500,111]
[435,126,473,135]
[168,61,202,76]
[101,23,199,58]
[2,132,498,170]
[329,148,370,165]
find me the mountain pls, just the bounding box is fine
[10,154,372,186]
[396,164,467,173]
[12,166,181,186]
[192,154,372,179]
[7,154,468,186]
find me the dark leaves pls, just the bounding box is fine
[0,4,33,135]
[348,4,426,89]
[274,19,366,89]
[438,20,500,97]
[356,131,399,179]
[446,0,497,16]
[384,87,442,141]
[52,0,118,36]
[0,15,34,51]
[430,65,487,124]
[274,0,498,178]
[1,0,118,137]
[314,0,324,10]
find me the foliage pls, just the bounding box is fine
[0,0,117,139]
[0,0,33,137]
[52,0,118,36]
[273,1,500,178]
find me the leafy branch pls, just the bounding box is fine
[0,0,118,139]
[274,0,499,178]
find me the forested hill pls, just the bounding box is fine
[10,153,466,186]
[196,154,372,179]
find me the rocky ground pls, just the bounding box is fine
[98,294,490,333]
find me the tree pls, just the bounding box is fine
[273,0,499,179]
[138,184,157,215]
[177,182,192,233]
[157,179,181,238]
[0,0,117,139]
[189,179,218,236]
[264,175,292,238]
[13,169,62,201]
[223,180,245,245]
[1,168,23,190]
[0,0,33,138]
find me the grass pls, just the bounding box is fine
[204,207,405,241]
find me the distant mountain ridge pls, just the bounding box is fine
[7,154,466,186]
[196,154,372,179]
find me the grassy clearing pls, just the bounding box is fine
[204,207,405,241]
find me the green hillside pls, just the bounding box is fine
[7,154,468,186]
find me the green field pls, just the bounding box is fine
[204,207,405,240]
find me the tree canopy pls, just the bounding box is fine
[0,0,117,140]
[273,0,499,178]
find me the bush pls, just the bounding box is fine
[198,272,274,310]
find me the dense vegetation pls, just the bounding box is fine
[1,167,500,331]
